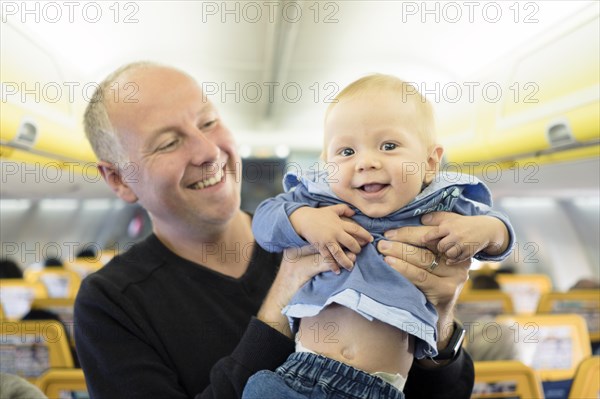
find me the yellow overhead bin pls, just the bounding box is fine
[0,23,96,164]
[440,6,599,167]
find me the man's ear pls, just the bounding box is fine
[97,161,138,203]
[424,145,444,184]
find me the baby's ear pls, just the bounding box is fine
[424,145,444,184]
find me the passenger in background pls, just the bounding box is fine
[569,278,600,290]
[464,322,518,362]
[462,272,516,361]
[569,278,600,355]
[75,247,97,259]
[74,63,475,399]
[0,258,23,279]
[0,372,47,399]
[470,274,501,290]
[494,265,516,275]
[43,257,63,268]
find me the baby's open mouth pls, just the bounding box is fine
[359,183,388,193]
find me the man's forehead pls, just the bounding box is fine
[117,67,201,96]
[106,68,208,115]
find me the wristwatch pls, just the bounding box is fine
[432,320,466,360]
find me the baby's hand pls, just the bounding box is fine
[420,212,509,264]
[289,204,373,274]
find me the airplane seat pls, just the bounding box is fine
[542,379,573,399]
[0,279,48,320]
[537,289,600,354]
[472,360,544,399]
[496,274,553,315]
[24,269,82,299]
[456,289,514,324]
[29,297,78,367]
[568,355,600,399]
[0,320,74,382]
[35,368,88,399]
[496,314,591,399]
[64,258,104,280]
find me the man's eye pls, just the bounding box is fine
[340,148,355,157]
[158,140,177,151]
[201,119,217,129]
[381,143,397,151]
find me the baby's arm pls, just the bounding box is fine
[420,212,510,265]
[289,205,373,273]
[253,191,372,273]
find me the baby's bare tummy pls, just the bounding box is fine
[297,304,414,376]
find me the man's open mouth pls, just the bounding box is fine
[188,167,224,190]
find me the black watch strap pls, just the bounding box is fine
[432,320,466,360]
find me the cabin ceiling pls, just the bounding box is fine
[8,1,592,142]
[1,1,598,200]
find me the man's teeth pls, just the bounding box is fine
[190,168,223,190]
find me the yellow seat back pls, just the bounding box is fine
[31,297,76,345]
[568,355,600,399]
[496,314,591,382]
[24,269,81,299]
[456,290,514,323]
[537,290,600,342]
[497,274,552,315]
[472,360,543,399]
[36,368,87,399]
[0,279,48,320]
[64,258,103,279]
[0,320,74,382]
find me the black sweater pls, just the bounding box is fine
[74,234,473,398]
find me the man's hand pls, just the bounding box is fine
[257,246,333,338]
[379,214,471,364]
[290,204,373,273]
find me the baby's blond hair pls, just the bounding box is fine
[323,74,436,157]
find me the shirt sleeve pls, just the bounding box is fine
[452,186,516,262]
[196,318,295,399]
[474,209,516,262]
[75,275,294,399]
[404,348,475,399]
[252,189,314,253]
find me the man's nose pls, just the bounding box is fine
[188,132,221,166]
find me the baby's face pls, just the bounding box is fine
[324,92,438,218]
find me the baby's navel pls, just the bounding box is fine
[341,345,355,361]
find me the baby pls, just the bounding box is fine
[243,74,514,398]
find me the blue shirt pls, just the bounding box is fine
[253,170,514,358]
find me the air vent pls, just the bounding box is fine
[13,119,38,149]
[547,121,575,148]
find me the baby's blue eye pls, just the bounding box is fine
[340,148,355,157]
[382,143,397,151]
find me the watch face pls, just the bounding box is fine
[434,322,465,360]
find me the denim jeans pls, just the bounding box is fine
[242,352,405,399]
